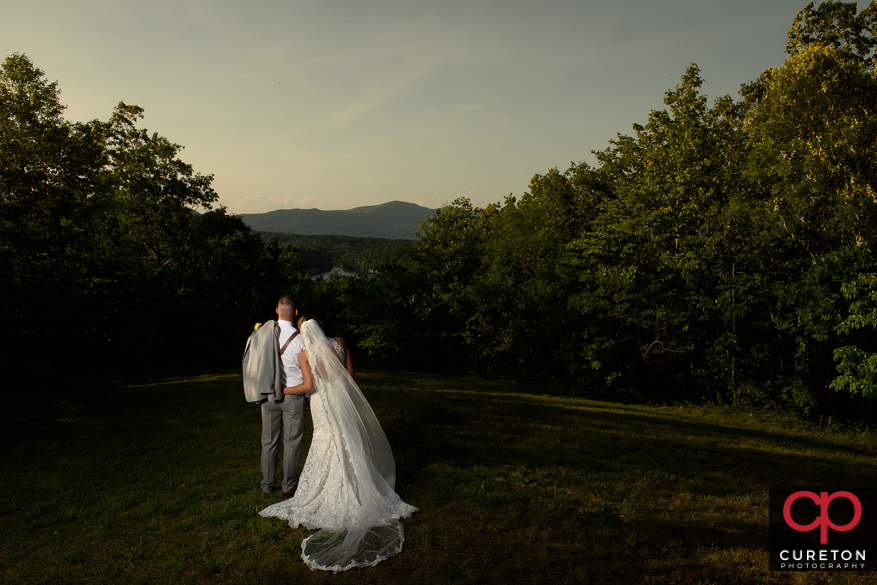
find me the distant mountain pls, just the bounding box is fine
[238,200,436,240]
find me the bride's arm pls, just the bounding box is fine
[335,336,354,376]
[282,349,313,395]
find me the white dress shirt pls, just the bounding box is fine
[278,320,305,388]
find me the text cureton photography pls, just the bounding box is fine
[769,488,876,571]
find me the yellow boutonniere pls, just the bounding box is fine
[253,322,262,332]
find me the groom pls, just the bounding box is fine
[260,294,307,499]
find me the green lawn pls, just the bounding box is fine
[2,366,875,584]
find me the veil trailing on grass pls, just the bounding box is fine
[295,319,415,572]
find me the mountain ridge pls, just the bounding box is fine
[238,200,436,240]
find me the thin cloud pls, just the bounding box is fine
[282,196,316,209]
[319,50,468,128]
[237,194,266,211]
[416,198,440,209]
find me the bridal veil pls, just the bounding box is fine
[292,319,416,571]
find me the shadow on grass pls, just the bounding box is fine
[360,368,877,582]
[1,366,876,584]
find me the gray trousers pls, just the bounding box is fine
[260,394,305,493]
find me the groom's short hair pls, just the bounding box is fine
[277,295,298,318]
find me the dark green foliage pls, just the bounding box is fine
[786,0,877,68]
[0,54,106,376]
[253,232,415,273]
[0,54,308,377]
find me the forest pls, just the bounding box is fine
[253,232,415,273]
[3,1,877,423]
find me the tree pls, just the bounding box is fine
[786,1,877,70]
[832,274,877,398]
[1,53,309,374]
[98,102,218,272]
[463,166,606,381]
[0,53,105,373]
[560,65,760,398]
[746,13,877,410]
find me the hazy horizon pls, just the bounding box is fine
[238,199,436,213]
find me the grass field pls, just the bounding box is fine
[2,366,876,584]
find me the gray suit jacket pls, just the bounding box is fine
[242,320,283,403]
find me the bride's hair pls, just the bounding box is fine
[297,313,319,329]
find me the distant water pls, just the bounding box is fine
[309,267,370,279]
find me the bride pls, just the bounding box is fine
[259,316,418,572]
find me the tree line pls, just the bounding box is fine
[0,54,309,376]
[4,2,877,424]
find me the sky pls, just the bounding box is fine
[5,0,812,213]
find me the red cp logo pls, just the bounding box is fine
[783,491,862,544]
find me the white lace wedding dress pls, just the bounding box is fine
[259,321,418,572]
